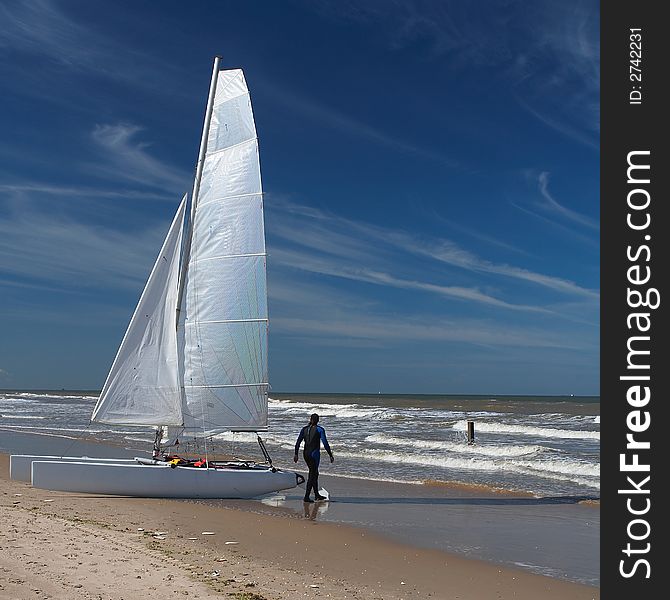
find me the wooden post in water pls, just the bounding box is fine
[466,420,475,445]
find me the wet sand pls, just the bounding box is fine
[217,473,599,585]
[0,451,599,599]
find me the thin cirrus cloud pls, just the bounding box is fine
[270,246,553,315]
[268,277,591,352]
[271,314,588,351]
[268,199,598,301]
[307,0,599,147]
[0,0,182,89]
[88,123,191,193]
[260,81,459,168]
[510,170,599,246]
[0,182,174,203]
[514,96,599,150]
[537,172,599,230]
[0,204,166,290]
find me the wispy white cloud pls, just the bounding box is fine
[269,199,598,301]
[511,199,599,251]
[0,203,168,290]
[515,97,598,149]
[271,246,553,314]
[305,0,599,147]
[0,0,183,88]
[536,172,598,230]
[268,273,593,352]
[422,208,530,256]
[0,182,175,203]
[272,314,587,350]
[260,82,459,167]
[88,123,190,193]
[375,229,598,300]
[509,170,599,247]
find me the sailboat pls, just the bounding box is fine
[10,57,304,498]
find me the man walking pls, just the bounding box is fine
[294,413,334,502]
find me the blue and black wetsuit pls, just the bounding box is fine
[295,424,332,500]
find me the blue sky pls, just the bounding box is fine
[0,0,599,395]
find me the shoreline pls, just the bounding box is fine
[1,452,599,599]
[1,429,600,586]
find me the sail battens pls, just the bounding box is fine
[184,383,268,389]
[186,318,268,325]
[206,135,258,158]
[190,252,267,263]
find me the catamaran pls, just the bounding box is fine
[10,57,304,498]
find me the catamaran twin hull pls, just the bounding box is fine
[10,454,302,498]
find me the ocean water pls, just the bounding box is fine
[0,390,599,498]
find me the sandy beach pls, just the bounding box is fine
[1,453,599,600]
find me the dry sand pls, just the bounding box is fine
[0,454,599,599]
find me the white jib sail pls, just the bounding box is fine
[179,68,268,434]
[92,195,188,425]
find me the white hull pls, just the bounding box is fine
[10,455,137,482]
[29,459,301,498]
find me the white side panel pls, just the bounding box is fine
[9,455,136,482]
[92,196,188,426]
[31,461,298,499]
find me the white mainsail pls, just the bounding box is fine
[179,68,268,435]
[92,194,188,425]
[93,66,269,437]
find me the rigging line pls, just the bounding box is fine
[57,420,96,459]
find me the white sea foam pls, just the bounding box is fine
[1,392,97,401]
[365,434,543,457]
[0,414,46,419]
[269,398,503,422]
[269,399,388,419]
[333,448,599,486]
[452,420,600,440]
[0,397,38,404]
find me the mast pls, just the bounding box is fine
[176,55,223,324]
